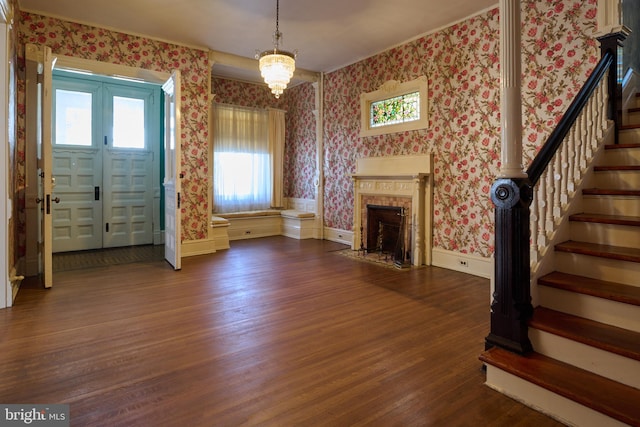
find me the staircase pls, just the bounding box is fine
[480,93,640,426]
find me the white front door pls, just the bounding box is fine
[51,73,158,252]
[102,84,154,248]
[162,71,181,270]
[51,78,102,252]
[26,44,55,288]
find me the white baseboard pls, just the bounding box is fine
[181,238,216,257]
[323,227,353,246]
[431,247,493,279]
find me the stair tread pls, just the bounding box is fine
[583,187,640,196]
[479,347,640,426]
[569,213,640,227]
[604,143,640,150]
[594,165,640,171]
[531,307,640,361]
[538,271,640,306]
[555,240,640,263]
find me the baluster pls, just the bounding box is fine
[585,105,593,160]
[537,182,547,250]
[530,193,539,265]
[579,110,588,172]
[592,99,600,152]
[545,168,554,235]
[600,79,608,131]
[568,126,577,192]
[553,153,561,219]
[594,83,604,140]
[561,134,570,205]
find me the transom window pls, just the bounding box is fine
[370,91,420,128]
[360,76,428,137]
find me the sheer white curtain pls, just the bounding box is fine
[268,108,285,209]
[213,104,271,213]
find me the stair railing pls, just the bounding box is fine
[528,53,611,268]
[486,31,626,355]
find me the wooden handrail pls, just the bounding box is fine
[527,51,613,186]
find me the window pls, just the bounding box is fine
[55,89,93,146]
[370,91,420,127]
[360,76,428,137]
[212,104,285,213]
[113,96,145,149]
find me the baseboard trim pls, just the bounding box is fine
[323,227,353,246]
[181,238,216,257]
[431,247,493,279]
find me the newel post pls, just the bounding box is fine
[485,0,533,355]
[486,179,533,354]
[596,29,629,145]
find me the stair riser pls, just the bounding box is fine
[593,170,640,189]
[530,329,640,389]
[555,252,640,287]
[601,147,640,166]
[484,366,628,427]
[538,285,640,333]
[623,110,640,126]
[582,195,640,217]
[619,128,640,144]
[569,222,640,249]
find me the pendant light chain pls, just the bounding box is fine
[257,0,296,98]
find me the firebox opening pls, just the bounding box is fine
[365,204,410,267]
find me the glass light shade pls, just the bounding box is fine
[258,51,295,98]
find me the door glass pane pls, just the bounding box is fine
[55,89,92,146]
[113,96,145,149]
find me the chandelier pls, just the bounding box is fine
[256,0,296,98]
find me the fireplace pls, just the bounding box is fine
[366,204,410,266]
[352,155,433,266]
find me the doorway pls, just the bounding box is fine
[51,71,161,253]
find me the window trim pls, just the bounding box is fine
[360,76,428,137]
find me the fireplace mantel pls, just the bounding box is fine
[351,155,433,266]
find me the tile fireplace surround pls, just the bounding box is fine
[351,155,433,266]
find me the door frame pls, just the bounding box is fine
[0,2,10,307]
[47,56,179,265]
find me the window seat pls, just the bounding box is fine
[209,216,230,250]
[210,209,317,244]
[217,210,282,220]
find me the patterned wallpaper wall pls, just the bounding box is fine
[323,0,598,258]
[17,12,211,241]
[15,0,599,259]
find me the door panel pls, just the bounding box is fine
[27,44,55,287]
[163,71,181,270]
[103,150,153,247]
[51,76,102,253]
[51,147,102,251]
[102,84,154,248]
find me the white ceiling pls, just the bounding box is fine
[20,0,497,84]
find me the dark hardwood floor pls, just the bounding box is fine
[0,237,563,426]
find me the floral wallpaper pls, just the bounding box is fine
[323,0,598,258]
[283,82,317,200]
[212,77,317,200]
[12,0,599,259]
[17,12,211,241]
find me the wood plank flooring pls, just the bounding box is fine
[0,237,563,426]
